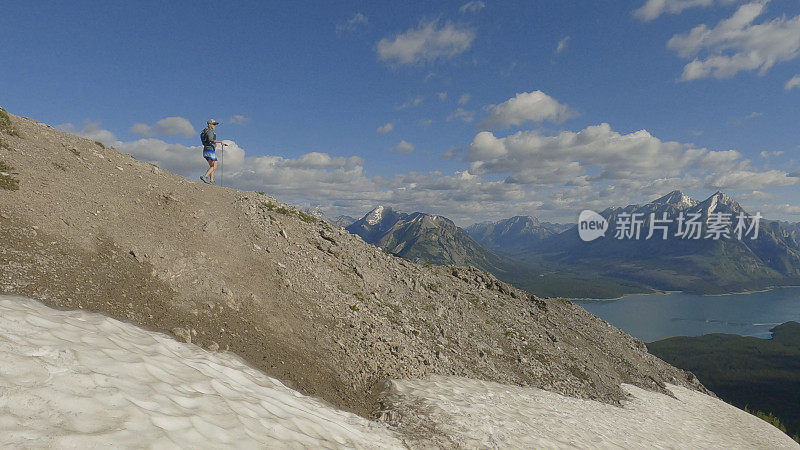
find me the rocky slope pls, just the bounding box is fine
[0,107,707,418]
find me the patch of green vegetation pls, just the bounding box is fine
[648,321,800,441]
[261,201,290,215]
[349,304,359,312]
[0,108,19,137]
[353,292,365,302]
[297,210,316,223]
[261,201,317,224]
[0,160,19,191]
[52,162,67,172]
[94,141,105,149]
[256,191,265,196]
[745,406,799,442]
[69,147,81,157]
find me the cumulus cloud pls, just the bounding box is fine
[377,21,475,65]
[336,12,368,34]
[459,1,485,14]
[738,190,773,200]
[785,75,800,90]
[458,93,471,105]
[228,114,251,124]
[479,91,576,129]
[129,117,196,138]
[705,169,797,189]
[556,36,570,53]
[667,1,800,80]
[57,121,117,146]
[377,122,394,134]
[633,0,727,21]
[464,123,798,191]
[447,108,475,123]
[759,150,783,158]
[391,140,415,154]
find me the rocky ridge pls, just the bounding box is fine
[0,108,707,418]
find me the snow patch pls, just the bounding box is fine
[366,205,384,225]
[382,376,798,449]
[0,295,402,449]
[1,295,796,448]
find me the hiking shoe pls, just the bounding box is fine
[200,176,209,184]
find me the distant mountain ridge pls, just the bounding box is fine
[538,190,800,294]
[347,206,512,273]
[466,216,570,255]
[348,191,800,297]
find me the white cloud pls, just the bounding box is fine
[447,108,475,123]
[391,140,415,154]
[759,150,783,158]
[442,147,461,159]
[633,0,725,21]
[458,93,471,105]
[785,75,800,90]
[667,1,800,80]
[377,21,475,65]
[228,114,251,125]
[438,92,448,101]
[704,169,797,189]
[129,117,196,138]
[760,203,800,215]
[465,123,798,191]
[479,91,576,129]
[57,121,117,146]
[738,190,773,200]
[377,122,394,134]
[459,1,485,14]
[398,97,424,109]
[556,36,570,54]
[336,12,368,34]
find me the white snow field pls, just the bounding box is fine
[0,295,403,449]
[384,377,800,449]
[1,294,798,449]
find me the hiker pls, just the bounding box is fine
[200,119,227,184]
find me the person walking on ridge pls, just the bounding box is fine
[200,118,227,184]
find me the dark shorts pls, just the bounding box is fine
[203,148,217,161]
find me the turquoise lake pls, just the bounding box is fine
[572,287,800,343]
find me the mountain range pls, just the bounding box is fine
[346,206,511,274]
[348,191,800,297]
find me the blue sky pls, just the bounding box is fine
[1,0,799,224]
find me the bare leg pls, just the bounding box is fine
[203,159,215,179]
[208,160,218,182]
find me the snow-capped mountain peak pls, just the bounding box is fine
[653,190,698,209]
[366,205,386,225]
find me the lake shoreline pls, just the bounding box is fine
[572,286,800,342]
[572,285,800,302]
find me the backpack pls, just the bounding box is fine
[200,128,212,147]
